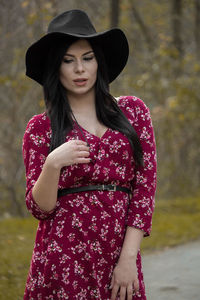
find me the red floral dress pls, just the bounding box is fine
[22,96,157,300]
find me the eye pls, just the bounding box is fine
[83,56,94,61]
[63,58,73,63]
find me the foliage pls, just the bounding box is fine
[0,217,38,299]
[142,193,200,252]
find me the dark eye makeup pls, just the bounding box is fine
[63,58,73,63]
[63,55,94,63]
[83,56,94,61]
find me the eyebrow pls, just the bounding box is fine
[64,50,94,57]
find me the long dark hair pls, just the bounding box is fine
[43,37,143,166]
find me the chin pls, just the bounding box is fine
[69,86,95,97]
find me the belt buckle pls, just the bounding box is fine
[102,184,110,191]
[111,185,117,192]
[102,184,116,191]
[104,184,116,192]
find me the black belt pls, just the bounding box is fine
[58,184,131,197]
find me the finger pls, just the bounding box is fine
[127,284,134,300]
[109,275,114,289]
[77,151,90,158]
[76,145,90,152]
[75,157,91,164]
[75,140,88,146]
[111,284,120,300]
[133,279,139,293]
[119,286,126,300]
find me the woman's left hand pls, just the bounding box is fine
[110,257,139,300]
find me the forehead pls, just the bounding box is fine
[66,39,93,54]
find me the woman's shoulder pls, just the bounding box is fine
[25,112,50,134]
[117,95,148,111]
[23,112,51,150]
[117,95,150,123]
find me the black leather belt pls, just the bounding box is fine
[58,184,131,197]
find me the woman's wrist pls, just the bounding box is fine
[118,250,138,263]
[45,152,62,171]
[118,227,144,263]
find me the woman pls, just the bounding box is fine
[23,9,157,300]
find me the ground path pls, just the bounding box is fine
[142,240,200,300]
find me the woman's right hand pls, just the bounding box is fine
[46,140,90,170]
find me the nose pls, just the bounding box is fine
[74,59,85,73]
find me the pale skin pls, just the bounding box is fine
[32,39,144,299]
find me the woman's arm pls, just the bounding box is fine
[110,227,144,300]
[23,115,91,219]
[111,96,157,299]
[32,157,61,212]
[32,139,91,212]
[118,96,157,236]
[118,226,144,260]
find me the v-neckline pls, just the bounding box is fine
[75,122,110,140]
[44,112,110,140]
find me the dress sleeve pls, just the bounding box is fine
[121,96,157,237]
[22,114,56,220]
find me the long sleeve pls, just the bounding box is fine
[118,96,157,236]
[22,113,57,220]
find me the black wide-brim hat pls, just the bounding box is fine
[25,9,129,85]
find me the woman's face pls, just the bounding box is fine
[59,39,98,98]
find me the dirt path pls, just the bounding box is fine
[142,240,200,300]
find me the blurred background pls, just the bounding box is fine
[0,0,200,299]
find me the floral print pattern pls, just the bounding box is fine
[22,96,157,299]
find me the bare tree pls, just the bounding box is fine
[0,0,58,217]
[129,1,154,52]
[0,0,200,216]
[171,0,183,57]
[110,0,120,27]
[194,0,200,59]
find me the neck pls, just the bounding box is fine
[67,89,96,114]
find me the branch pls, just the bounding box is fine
[130,2,154,52]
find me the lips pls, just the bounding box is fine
[73,78,87,86]
[74,78,87,82]
[73,78,88,86]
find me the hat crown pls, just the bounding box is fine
[48,9,96,36]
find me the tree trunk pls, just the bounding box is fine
[172,0,183,57]
[195,0,200,59]
[130,2,153,52]
[110,0,120,27]
[9,186,24,217]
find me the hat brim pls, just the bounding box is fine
[25,29,129,85]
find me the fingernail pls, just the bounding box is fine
[136,291,139,296]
